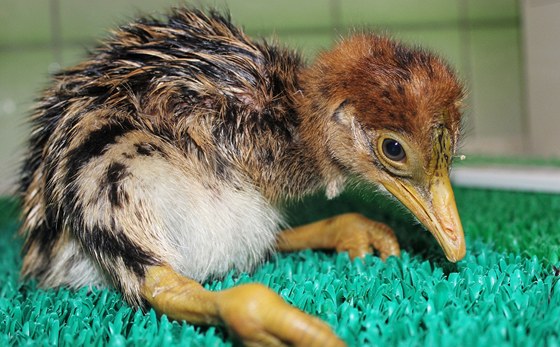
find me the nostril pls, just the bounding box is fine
[444,227,457,241]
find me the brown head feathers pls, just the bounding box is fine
[301,34,463,156]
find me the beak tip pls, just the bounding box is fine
[445,244,466,263]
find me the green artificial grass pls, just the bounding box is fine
[1,187,560,346]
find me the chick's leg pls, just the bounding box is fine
[277,213,400,260]
[142,265,345,347]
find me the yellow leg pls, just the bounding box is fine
[277,213,400,260]
[141,265,346,347]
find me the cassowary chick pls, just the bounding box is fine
[19,8,466,347]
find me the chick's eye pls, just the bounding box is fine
[382,138,406,162]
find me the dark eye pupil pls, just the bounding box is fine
[382,139,405,161]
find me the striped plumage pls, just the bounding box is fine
[20,9,313,305]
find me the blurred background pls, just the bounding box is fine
[0,0,559,194]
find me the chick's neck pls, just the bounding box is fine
[292,76,349,199]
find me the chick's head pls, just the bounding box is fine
[304,34,466,261]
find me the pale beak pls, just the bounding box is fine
[382,172,466,262]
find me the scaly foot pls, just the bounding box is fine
[277,213,400,260]
[216,283,345,347]
[142,265,346,347]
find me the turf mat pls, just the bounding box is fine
[1,187,559,346]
